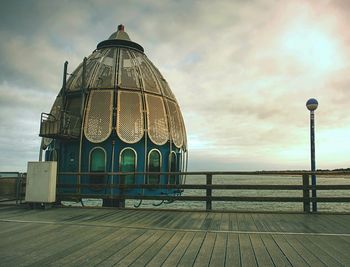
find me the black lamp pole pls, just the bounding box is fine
[306,98,318,212]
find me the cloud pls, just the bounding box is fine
[0,0,349,171]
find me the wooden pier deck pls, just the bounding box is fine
[0,206,349,266]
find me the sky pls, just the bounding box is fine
[0,0,349,171]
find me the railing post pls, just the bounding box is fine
[303,174,310,213]
[206,174,212,211]
[119,174,125,208]
[15,173,20,205]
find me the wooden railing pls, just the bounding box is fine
[56,171,350,213]
[0,172,26,204]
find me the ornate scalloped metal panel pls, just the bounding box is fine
[117,91,144,143]
[66,50,105,92]
[84,90,113,143]
[90,48,116,89]
[133,52,161,94]
[118,49,141,90]
[84,50,105,88]
[50,96,63,118]
[66,62,83,91]
[66,96,82,116]
[145,94,169,145]
[166,100,183,148]
[179,111,187,150]
[43,96,64,147]
[159,78,175,99]
[147,60,175,99]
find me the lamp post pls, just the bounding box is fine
[306,98,318,212]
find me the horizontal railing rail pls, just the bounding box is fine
[56,170,350,177]
[56,194,350,203]
[56,183,350,190]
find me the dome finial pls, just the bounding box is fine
[118,24,125,32]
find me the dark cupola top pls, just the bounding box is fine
[97,24,144,52]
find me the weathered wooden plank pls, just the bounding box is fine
[177,232,206,266]
[97,230,158,266]
[162,231,195,266]
[220,212,230,231]
[266,214,285,232]
[200,213,213,230]
[181,211,206,230]
[150,211,175,227]
[128,210,161,227]
[252,213,277,232]
[304,235,349,266]
[285,235,327,266]
[243,214,259,231]
[301,214,332,233]
[82,210,116,223]
[0,221,39,236]
[339,236,350,247]
[271,213,300,233]
[80,228,146,266]
[0,207,35,218]
[229,213,239,231]
[145,231,185,266]
[0,223,60,251]
[239,234,257,267]
[193,232,216,267]
[130,210,162,227]
[210,232,227,266]
[27,226,113,266]
[153,211,181,229]
[249,234,274,266]
[310,235,350,265]
[260,234,292,266]
[114,230,166,266]
[0,224,64,263]
[171,212,198,230]
[98,209,136,224]
[145,210,173,227]
[293,235,342,266]
[335,214,350,231]
[1,225,90,266]
[208,212,222,230]
[327,235,350,254]
[225,234,241,266]
[49,228,126,266]
[272,234,308,266]
[130,231,175,266]
[322,215,350,233]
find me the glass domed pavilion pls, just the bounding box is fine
[39,25,188,206]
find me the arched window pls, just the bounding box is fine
[89,147,106,186]
[120,148,137,184]
[169,152,177,184]
[148,149,161,184]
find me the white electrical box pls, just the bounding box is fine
[25,161,57,203]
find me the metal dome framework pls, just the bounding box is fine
[41,39,187,150]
